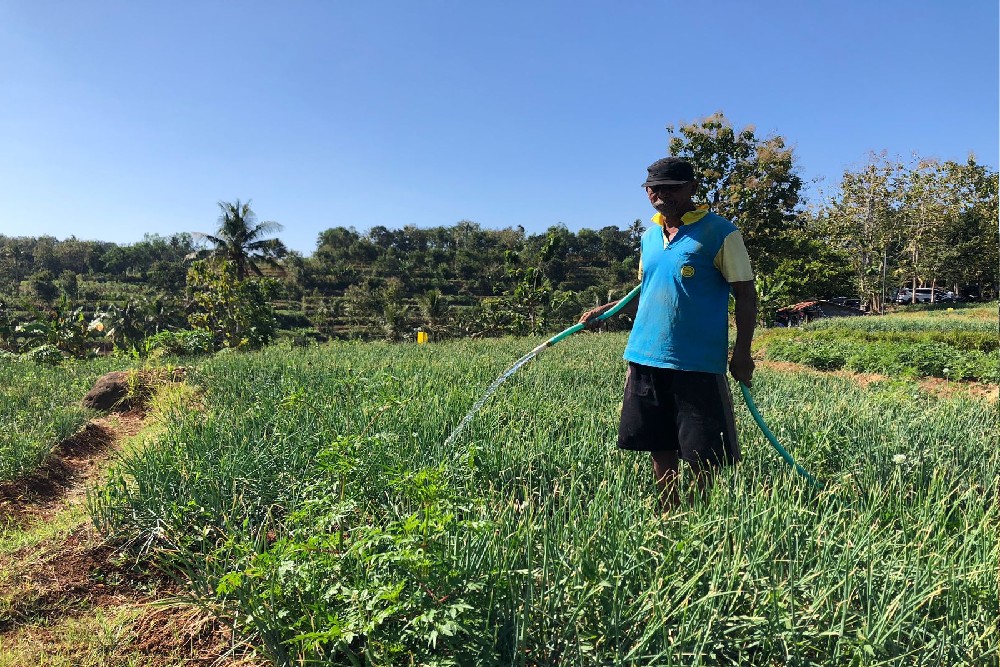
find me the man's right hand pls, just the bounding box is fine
[578,303,615,329]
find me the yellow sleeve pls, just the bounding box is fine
[713,231,754,282]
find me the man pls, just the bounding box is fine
[579,156,757,511]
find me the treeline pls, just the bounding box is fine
[1,112,996,356]
[0,220,645,346]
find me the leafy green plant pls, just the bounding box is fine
[186,259,278,349]
[12,303,103,358]
[760,306,1000,381]
[144,329,216,356]
[23,344,65,365]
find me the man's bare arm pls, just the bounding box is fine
[729,280,757,386]
[578,293,640,328]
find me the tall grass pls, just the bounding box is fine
[0,357,133,482]
[88,331,999,666]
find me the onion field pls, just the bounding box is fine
[88,330,999,666]
[0,357,129,482]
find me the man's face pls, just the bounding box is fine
[646,181,695,217]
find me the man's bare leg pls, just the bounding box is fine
[653,454,718,511]
[651,450,680,511]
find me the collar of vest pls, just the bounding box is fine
[651,204,710,227]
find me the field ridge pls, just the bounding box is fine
[0,386,262,667]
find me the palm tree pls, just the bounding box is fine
[192,200,287,280]
[417,288,450,337]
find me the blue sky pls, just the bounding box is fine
[1,1,996,254]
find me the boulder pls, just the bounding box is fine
[81,371,133,412]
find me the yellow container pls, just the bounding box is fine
[417,331,429,344]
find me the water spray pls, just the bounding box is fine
[445,284,822,489]
[443,285,641,448]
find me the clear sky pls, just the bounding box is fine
[1,1,997,254]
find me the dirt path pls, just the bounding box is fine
[757,359,999,402]
[0,405,263,666]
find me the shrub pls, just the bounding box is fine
[145,329,216,356]
[186,260,278,349]
[24,344,64,365]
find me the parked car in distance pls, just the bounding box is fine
[895,287,956,304]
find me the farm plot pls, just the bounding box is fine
[0,357,133,482]
[90,335,999,666]
[759,303,999,381]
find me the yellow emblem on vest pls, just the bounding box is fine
[681,265,695,278]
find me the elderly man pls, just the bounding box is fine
[580,156,757,510]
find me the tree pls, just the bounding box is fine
[0,240,29,294]
[416,289,450,338]
[666,112,804,273]
[186,259,278,349]
[193,200,287,280]
[897,158,952,299]
[58,269,80,301]
[767,224,854,304]
[29,270,59,304]
[820,153,905,312]
[937,157,998,299]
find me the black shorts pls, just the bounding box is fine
[617,362,741,467]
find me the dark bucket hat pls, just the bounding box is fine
[642,157,695,188]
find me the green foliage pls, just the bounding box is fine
[29,270,59,304]
[23,344,65,365]
[12,303,104,358]
[0,356,132,481]
[90,334,999,665]
[57,269,80,300]
[186,259,278,349]
[91,301,153,353]
[144,329,216,357]
[667,112,804,274]
[818,153,999,309]
[210,461,491,665]
[760,308,1000,381]
[192,200,287,280]
[767,226,856,305]
[752,274,787,327]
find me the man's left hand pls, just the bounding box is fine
[729,352,755,388]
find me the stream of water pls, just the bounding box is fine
[442,342,548,449]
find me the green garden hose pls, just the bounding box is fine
[739,383,824,489]
[529,284,643,355]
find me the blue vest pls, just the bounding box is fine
[623,212,736,374]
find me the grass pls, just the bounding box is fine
[0,605,143,667]
[0,357,135,483]
[0,504,88,555]
[88,328,999,666]
[0,378,253,667]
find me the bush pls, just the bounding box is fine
[24,344,64,365]
[186,260,278,349]
[275,327,327,348]
[763,334,999,382]
[766,339,847,371]
[145,329,216,356]
[275,309,314,329]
